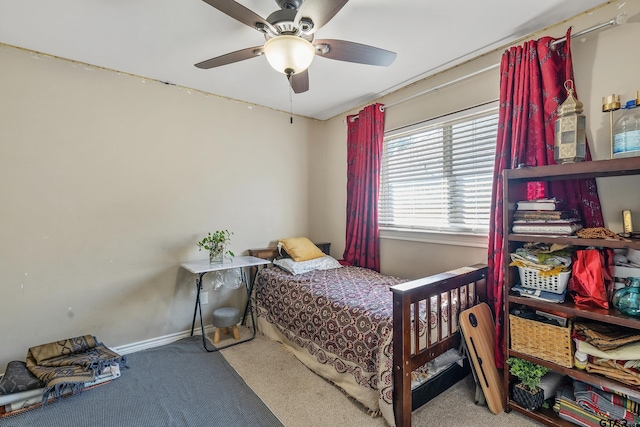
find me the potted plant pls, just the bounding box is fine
[197,230,235,263]
[507,357,549,411]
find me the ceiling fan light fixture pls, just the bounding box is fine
[264,35,315,75]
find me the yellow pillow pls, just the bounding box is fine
[278,237,325,262]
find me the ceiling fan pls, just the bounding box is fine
[195,0,397,94]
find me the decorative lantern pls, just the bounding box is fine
[554,80,586,164]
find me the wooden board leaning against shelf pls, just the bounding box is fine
[502,157,640,427]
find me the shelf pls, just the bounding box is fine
[507,234,640,250]
[508,295,640,329]
[505,157,640,182]
[508,400,574,427]
[503,156,640,427]
[508,350,640,402]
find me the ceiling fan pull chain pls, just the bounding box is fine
[289,76,294,124]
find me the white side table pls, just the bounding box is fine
[181,256,270,352]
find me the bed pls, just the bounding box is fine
[249,241,487,427]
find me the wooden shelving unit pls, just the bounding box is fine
[502,157,640,426]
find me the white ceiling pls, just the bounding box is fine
[0,0,609,120]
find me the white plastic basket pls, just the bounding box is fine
[518,267,570,294]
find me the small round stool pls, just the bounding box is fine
[212,307,241,344]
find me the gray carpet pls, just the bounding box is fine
[0,336,284,427]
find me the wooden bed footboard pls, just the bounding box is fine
[391,263,488,427]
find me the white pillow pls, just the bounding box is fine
[273,255,342,275]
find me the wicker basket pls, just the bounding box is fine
[518,267,570,294]
[509,314,573,367]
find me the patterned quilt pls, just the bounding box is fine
[254,265,467,426]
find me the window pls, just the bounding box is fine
[379,105,498,242]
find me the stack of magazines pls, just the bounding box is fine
[512,198,582,235]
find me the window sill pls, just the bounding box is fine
[380,228,488,248]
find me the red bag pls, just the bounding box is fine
[569,249,614,309]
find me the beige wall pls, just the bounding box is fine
[2,1,640,370]
[0,45,322,368]
[310,1,640,279]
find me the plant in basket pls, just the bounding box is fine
[507,357,549,411]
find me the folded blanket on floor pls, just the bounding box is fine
[573,380,640,424]
[25,335,125,403]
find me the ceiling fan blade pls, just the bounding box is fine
[313,39,396,66]
[195,46,264,69]
[201,0,276,33]
[295,0,349,33]
[289,70,309,93]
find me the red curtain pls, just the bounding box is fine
[343,103,385,271]
[487,30,604,368]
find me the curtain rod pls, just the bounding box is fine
[381,63,499,111]
[550,13,626,46]
[348,13,626,123]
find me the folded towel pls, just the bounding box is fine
[575,339,640,362]
[586,359,640,387]
[573,322,640,351]
[555,384,609,427]
[573,380,640,424]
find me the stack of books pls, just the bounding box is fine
[512,198,582,235]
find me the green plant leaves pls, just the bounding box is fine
[197,230,234,258]
[507,357,549,392]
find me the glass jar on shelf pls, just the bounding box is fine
[613,96,640,158]
[612,277,640,317]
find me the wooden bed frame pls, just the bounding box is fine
[248,244,487,427]
[391,263,487,427]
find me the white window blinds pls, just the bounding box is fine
[380,107,498,235]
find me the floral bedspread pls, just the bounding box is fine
[253,265,432,425]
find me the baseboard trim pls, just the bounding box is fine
[113,325,215,355]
